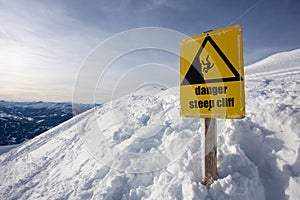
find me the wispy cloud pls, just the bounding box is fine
[0,0,106,102]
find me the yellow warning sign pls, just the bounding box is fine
[180,25,245,119]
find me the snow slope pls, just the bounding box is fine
[0,49,300,199]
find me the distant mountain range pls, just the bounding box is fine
[0,100,97,145]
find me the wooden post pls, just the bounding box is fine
[201,118,217,185]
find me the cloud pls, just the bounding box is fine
[0,0,186,103]
[0,0,107,102]
[72,27,187,103]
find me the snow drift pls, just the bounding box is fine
[0,49,300,199]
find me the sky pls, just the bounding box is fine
[0,0,299,103]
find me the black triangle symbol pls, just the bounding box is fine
[181,34,243,85]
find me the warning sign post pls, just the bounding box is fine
[180,25,245,186]
[180,25,245,119]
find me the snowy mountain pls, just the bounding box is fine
[0,49,299,199]
[0,101,95,147]
[0,101,73,146]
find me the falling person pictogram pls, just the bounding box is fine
[202,54,214,73]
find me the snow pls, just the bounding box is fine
[0,49,300,199]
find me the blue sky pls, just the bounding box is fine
[0,0,299,102]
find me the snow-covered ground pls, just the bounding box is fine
[0,49,299,199]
